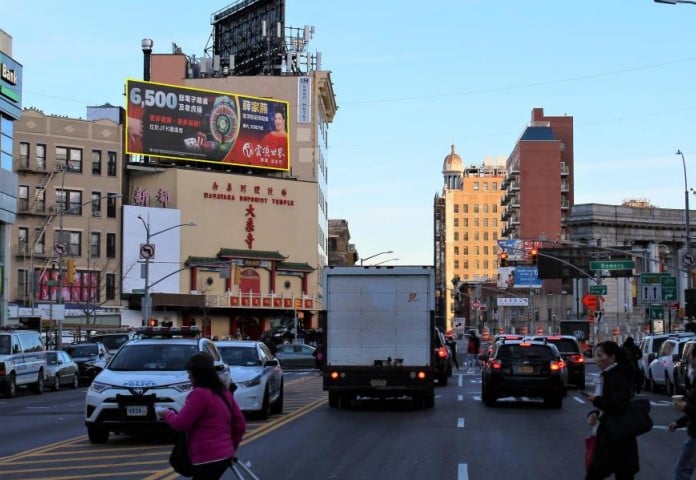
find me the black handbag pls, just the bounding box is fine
[169,433,194,477]
[601,398,653,440]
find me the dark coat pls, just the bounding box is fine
[675,371,696,438]
[587,364,640,477]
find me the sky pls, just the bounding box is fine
[3,0,696,266]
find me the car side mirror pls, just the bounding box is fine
[264,359,279,367]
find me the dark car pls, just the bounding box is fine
[62,342,110,385]
[674,339,696,395]
[529,335,586,389]
[274,343,317,369]
[480,338,567,408]
[433,327,453,386]
[88,332,133,353]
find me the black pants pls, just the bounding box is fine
[192,458,231,480]
[585,471,634,480]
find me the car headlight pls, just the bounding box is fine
[238,375,262,388]
[172,381,194,393]
[89,381,111,393]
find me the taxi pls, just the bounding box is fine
[84,326,230,444]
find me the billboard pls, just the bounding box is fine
[126,80,290,171]
[497,266,542,289]
[497,239,541,262]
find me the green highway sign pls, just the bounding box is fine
[640,273,661,285]
[650,304,665,320]
[589,260,635,271]
[661,275,677,301]
[589,285,607,295]
[132,289,145,294]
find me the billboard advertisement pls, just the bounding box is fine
[126,80,290,171]
[497,266,542,289]
[497,239,541,261]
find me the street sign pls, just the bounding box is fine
[661,275,677,302]
[54,243,66,255]
[132,288,145,294]
[582,293,599,310]
[650,304,665,320]
[640,283,662,304]
[589,260,635,271]
[139,243,155,260]
[683,251,696,269]
[589,285,607,295]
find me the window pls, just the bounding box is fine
[57,230,81,256]
[19,142,29,168]
[463,260,469,269]
[36,144,46,170]
[18,227,28,254]
[18,185,28,212]
[453,205,459,213]
[463,218,468,227]
[492,182,498,191]
[463,246,469,255]
[474,246,480,255]
[492,204,498,213]
[91,192,102,217]
[492,232,498,240]
[483,232,489,241]
[453,232,459,241]
[90,232,101,258]
[17,269,28,299]
[462,205,468,213]
[453,218,459,227]
[107,151,117,176]
[33,229,45,254]
[106,233,116,258]
[483,218,489,227]
[106,273,116,300]
[473,182,479,191]
[463,232,469,241]
[474,260,480,269]
[56,189,83,215]
[483,246,489,255]
[493,219,498,227]
[473,218,479,227]
[56,146,83,173]
[482,204,488,213]
[474,232,479,241]
[454,246,459,255]
[483,182,489,191]
[107,194,117,218]
[473,205,479,214]
[483,260,489,269]
[92,150,102,175]
[454,260,459,269]
[0,115,12,171]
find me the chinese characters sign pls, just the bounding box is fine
[126,80,290,171]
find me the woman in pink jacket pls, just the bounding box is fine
[157,351,246,480]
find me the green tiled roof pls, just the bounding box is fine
[277,262,314,272]
[185,256,220,266]
[218,248,287,260]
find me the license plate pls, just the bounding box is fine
[126,406,148,416]
[370,379,387,387]
[518,366,534,374]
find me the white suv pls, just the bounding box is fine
[84,327,230,444]
[647,334,695,395]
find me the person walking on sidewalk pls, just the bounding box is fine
[669,347,696,480]
[467,332,480,369]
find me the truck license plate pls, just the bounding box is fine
[370,379,387,387]
[126,406,148,416]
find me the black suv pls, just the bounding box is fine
[529,335,586,389]
[433,327,453,386]
[480,339,567,408]
[62,342,110,385]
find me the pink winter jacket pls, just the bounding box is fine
[163,387,246,465]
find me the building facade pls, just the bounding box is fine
[0,29,21,326]
[328,219,358,266]
[10,108,124,327]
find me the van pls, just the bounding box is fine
[0,330,47,397]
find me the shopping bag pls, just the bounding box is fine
[601,398,653,440]
[169,433,193,477]
[584,435,597,470]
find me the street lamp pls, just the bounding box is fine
[137,215,197,325]
[655,0,696,5]
[360,250,394,266]
[677,149,692,289]
[372,258,399,266]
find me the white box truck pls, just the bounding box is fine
[322,265,436,408]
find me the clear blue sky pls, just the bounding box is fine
[3,0,696,265]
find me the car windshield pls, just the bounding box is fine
[546,339,579,353]
[498,345,554,361]
[91,334,129,351]
[63,344,98,357]
[653,338,667,354]
[108,344,197,371]
[218,346,259,366]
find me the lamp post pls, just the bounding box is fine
[677,150,692,289]
[372,258,399,266]
[360,250,394,266]
[137,215,196,325]
[655,0,696,5]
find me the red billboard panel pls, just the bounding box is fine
[126,79,290,171]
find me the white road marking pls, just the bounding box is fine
[458,417,465,428]
[458,463,469,480]
[458,394,463,401]
[458,375,464,387]
[574,396,587,404]
[473,395,481,401]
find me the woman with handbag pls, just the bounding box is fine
[584,341,640,480]
[156,352,246,480]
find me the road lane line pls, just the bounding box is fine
[458,463,469,480]
[573,396,586,403]
[457,418,465,428]
[458,394,463,401]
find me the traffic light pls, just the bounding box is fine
[148,318,157,327]
[499,251,508,267]
[530,248,538,266]
[686,288,696,318]
[65,259,76,284]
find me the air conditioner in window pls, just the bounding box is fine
[93,211,101,217]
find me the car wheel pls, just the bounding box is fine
[52,375,60,391]
[87,425,109,444]
[270,382,284,415]
[5,373,16,398]
[258,388,270,420]
[482,384,496,407]
[71,374,79,389]
[328,391,339,408]
[33,370,44,394]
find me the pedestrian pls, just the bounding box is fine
[669,347,696,480]
[467,331,480,369]
[313,341,325,371]
[584,340,640,480]
[446,335,460,370]
[156,352,246,480]
[622,336,643,394]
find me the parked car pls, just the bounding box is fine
[45,350,79,391]
[433,327,453,386]
[0,329,47,397]
[674,339,696,395]
[62,342,110,385]
[480,338,567,408]
[88,332,134,353]
[638,333,671,387]
[85,326,230,444]
[647,334,695,395]
[528,335,586,389]
[216,340,284,419]
[274,343,317,369]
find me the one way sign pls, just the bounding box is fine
[640,284,661,305]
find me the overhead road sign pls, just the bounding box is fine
[589,260,634,271]
[589,285,607,295]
